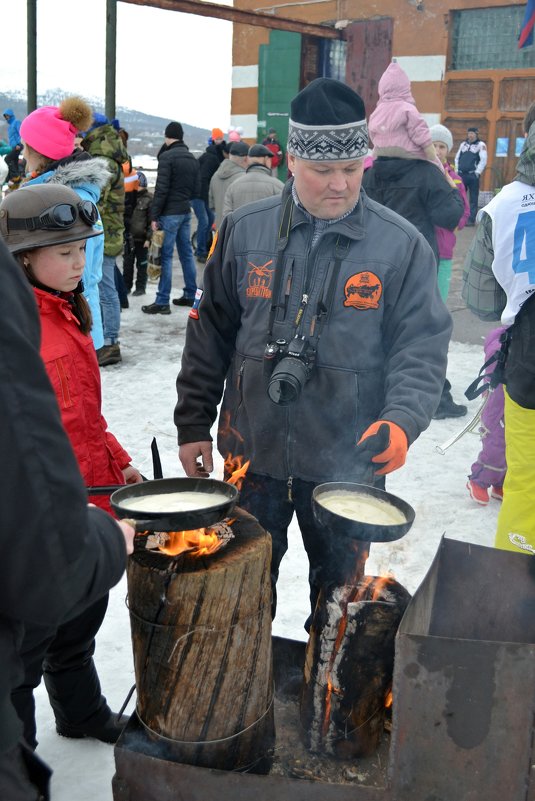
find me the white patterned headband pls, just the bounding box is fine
[287,118,368,161]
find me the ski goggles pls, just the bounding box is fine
[6,200,99,232]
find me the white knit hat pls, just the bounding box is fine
[429,124,453,153]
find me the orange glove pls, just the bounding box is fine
[356,421,408,476]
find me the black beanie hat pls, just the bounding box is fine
[165,121,183,140]
[287,78,368,161]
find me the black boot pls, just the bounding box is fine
[433,379,468,420]
[42,597,128,745]
[55,706,129,744]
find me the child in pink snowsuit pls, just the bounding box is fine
[467,326,508,505]
[369,61,443,171]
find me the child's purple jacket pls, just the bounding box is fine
[435,163,470,259]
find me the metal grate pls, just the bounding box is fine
[450,5,535,70]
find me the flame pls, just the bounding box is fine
[368,572,396,601]
[219,412,250,490]
[158,527,223,557]
[385,689,393,709]
[224,453,250,490]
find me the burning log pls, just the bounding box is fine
[300,576,411,759]
[127,507,274,773]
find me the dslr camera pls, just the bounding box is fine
[263,335,316,405]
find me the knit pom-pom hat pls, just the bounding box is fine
[20,96,93,161]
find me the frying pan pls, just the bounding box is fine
[312,482,415,543]
[110,477,238,533]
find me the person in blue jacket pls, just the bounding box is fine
[2,108,22,182]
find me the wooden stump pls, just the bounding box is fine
[300,577,411,759]
[127,507,274,772]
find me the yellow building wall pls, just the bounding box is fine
[230,0,528,124]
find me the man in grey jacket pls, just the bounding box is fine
[222,144,284,217]
[175,79,452,626]
[209,140,247,229]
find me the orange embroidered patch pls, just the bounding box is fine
[343,271,382,310]
[245,260,274,299]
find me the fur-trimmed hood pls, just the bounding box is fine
[46,157,113,199]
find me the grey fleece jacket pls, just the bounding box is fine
[208,159,245,228]
[222,164,285,219]
[175,182,452,485]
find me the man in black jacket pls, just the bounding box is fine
[363,151,467,419]
[193,131,227,261]
[143,122,200,314]
[0,239,134,800]
[455,127,488,225]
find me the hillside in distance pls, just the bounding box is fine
[0,90,210,156]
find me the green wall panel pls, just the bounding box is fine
[258,30,301,179]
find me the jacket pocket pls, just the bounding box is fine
[41,344,75,410]
[290,366,384,482]
[219,353,288,476]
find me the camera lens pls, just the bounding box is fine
[267,356,308,405]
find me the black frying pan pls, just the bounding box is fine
[110,477,238,533]
[312,482,415,543]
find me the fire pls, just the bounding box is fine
[158,527,223,557]
[356,572,396,602]
[224,453,250,489]
[385,688,393,709]
[219,412,250,490]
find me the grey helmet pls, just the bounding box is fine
[0,183,102,255]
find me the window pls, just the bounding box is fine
[320,39,347,82]
[450,5,535,70]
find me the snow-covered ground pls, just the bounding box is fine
[34,266,497,799]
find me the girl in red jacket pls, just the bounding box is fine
[0,182,142,747]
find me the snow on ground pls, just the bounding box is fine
[34,269,497,799]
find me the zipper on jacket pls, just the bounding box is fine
[54,358,73,408]
[237,359,245,392]
[287,475,293,502]
[283,263,293,317]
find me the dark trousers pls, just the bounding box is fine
[0,742,51,801]
[5,146,22,181]
[114,264,129,308]
[238,473,369,628]
[461,171,480,223]
[123,237,148,292]
[11,595,109,749]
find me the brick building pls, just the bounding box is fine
[230,0,535,188]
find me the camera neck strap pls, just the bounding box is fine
[267,194,350,346]
[267,195,293,339]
